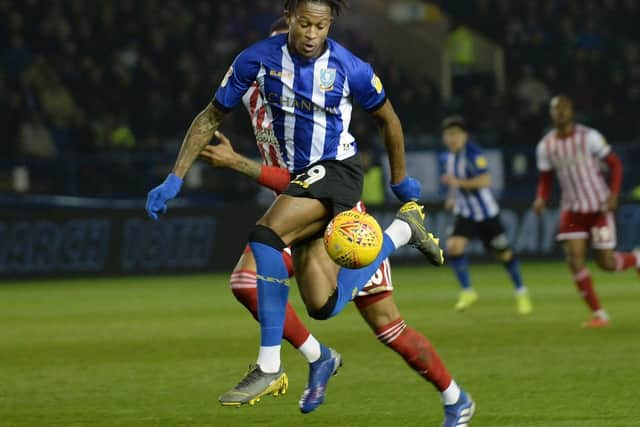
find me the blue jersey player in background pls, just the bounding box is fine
[145,1,474,424]
[440,115,532,315]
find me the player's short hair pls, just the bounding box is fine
[551,93,573,106]
[270,17,289,34]
[441,115,468,132]
[284,0,348,16]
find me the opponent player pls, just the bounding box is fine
[201,130,472,424]
[440,116,532,314]
[533,94,639,328]
[145,0,455,419]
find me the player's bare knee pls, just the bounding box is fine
[496,249,513,263]
[446,242,464,257]
[566,255,585,272]
[256,216,278,231]
[447,248,464,258]
[307,300,334,320]
[595,253,616,271]
[361,306,400,331]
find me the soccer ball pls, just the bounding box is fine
[323,210,383,269]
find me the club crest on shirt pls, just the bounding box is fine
[319,68,336,92]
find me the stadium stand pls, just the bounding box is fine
[2,0,639,197]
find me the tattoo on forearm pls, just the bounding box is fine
[173,105,224,177]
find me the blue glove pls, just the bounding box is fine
[391,176,422,202]
[145,173,183,220]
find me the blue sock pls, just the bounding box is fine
[313,343,332,365]
[250,242,290,347]
[330,233,397,317]
[450,255,472,290]
[504,257,524,291]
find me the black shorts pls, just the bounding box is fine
[451,215,510,252]
[283,155,363,216]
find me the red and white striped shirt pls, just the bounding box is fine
[241,82,288,170]
[536,124,611,213]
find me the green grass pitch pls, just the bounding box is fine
[1,262,639,426]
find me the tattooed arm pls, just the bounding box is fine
[172,103,227,179]
[146,46,258,219]
[199,131,292,193]
[145,103,228,219]
[199,130,261,179]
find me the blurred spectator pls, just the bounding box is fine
[2,0,639,198]
[18,112,56,159]
[4,34,32,78]
[38,72,77,123]
[0,72,21,159]
[360,150,385,206]
[95,113,136,151]
[448,24,476,72]
[439,0,640,147]
[576,18,605,52]
[515,66,551,117]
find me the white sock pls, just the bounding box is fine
[594,309,609,321]
[634,251,640,268]
[385,219,412,248]
[297,335,322,363]
[257,345,281,373]
[515,287,528,295]
[441,380,461,405]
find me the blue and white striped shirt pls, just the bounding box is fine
[214,34,387,173]
[442,141,500,221]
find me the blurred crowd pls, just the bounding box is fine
[1,0,435,195]
[2,0,639,196]
[2,1,278,167]
[439,0,640,142]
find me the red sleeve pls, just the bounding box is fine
[536,171,553,201]
[257,165,291,193]
[604,152,622,195]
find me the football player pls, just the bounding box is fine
[440,115,532,314]
[145,1,465,422]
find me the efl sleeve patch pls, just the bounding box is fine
[371,74,383,94]
[349,56,387,112]
[475,155,488,170]
[213,48,260,110]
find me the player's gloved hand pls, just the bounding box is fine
[391,176,422,202]
[145,173,183,220]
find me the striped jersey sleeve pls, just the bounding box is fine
[346,56,387,112]
[466,144,489,175]
[213,45,262,111]
[585,128,611,159]
[536,134,553,172]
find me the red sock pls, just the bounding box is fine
[376,318,452,392]
[573,268,602,312]
[613,252,638,271]
[230,270,310,348]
